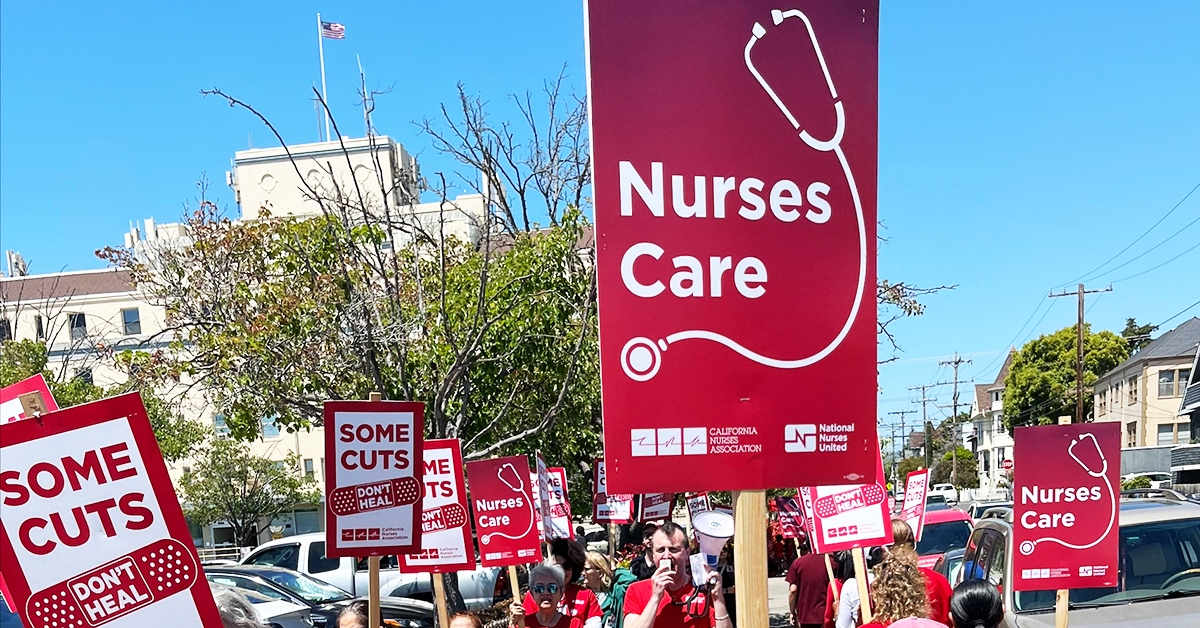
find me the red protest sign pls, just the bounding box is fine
[1013,423,1121,591]
[798,445,892,554]
[534,453,553,542]
[637,493,675,522]
[773,497,805,539]
[545,468,574,540]
[586,0,879,493]
[593,459,634,524]
[466,456,543,567]
[323,400,424,558]
[398,439,473,573]
[0,393,222,628]
[1,374,58,424]
[900,469,930,542]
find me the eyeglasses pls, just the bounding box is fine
[532,584,560,595]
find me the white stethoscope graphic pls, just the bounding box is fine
[1018,432,1116,556]
[621,8,868,382]
[479,463,536,545]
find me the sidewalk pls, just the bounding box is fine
[767,576,790,628]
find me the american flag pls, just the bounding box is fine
[321,21,345,39]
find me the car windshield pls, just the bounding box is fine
[260,570,352,604]
[917,521,973,556]
[1015,518,1200,612]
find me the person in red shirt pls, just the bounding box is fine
[524,539,604,628]
[623,522,733,628]
[890,519,952,626]
[786,537,836,628]
[512,563,586,628]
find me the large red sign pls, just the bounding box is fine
[637,493,675,522]
[465,456,543,567]
[593,459,634,524]
[1,374,58,424]
[773,497,806,539]
[1013,423,1121,591]
[398,439,474,573]
[900,469,930,542]
[324,400,425,558]
[0,393,222,628]
[586,0,879,493]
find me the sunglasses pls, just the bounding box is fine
[532,584,560,595]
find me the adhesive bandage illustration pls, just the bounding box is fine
[329,477,422,516]
[421,503,469,533]
[25,538,198,628]
[813,484,885,518]
[619,8,868,382]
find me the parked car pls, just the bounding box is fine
[1122,472,1173,489]
[967,500,1014,521]
[916,507,974,570]
[929,483,959,505]
[206,565,434,628]
[957,497,1200,627]
[932,547,966,585]
[235,587,316,628]
[241,533,502,608]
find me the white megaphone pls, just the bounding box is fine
[693,510,736,568]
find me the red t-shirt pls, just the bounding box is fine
[524,584,603,621]
[785,553,833,625]
[918,568,952,627]
[522,613,586,628]
[622,578,715,628]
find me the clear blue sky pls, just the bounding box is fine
[3,1,1198,431]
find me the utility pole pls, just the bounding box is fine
[909,384,939,470]
[939,353,972,488]
[1049,283,1113,423]
[887,409,917,482]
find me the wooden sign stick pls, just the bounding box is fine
[852,547,872,625]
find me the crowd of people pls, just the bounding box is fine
[212,519,1003,628]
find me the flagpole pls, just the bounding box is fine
[317,12,330,142]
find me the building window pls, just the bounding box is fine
[1181,422,1192,445]
[1126,422,1137,447]
[1159,369,1191,398]
[74,368,93,386]
[69,313,87,341]
[35,315,44,340]
[1129,376,1138,405]
[1098,390,1107,416]
[214,414,230,439]
[991,390,1001,403]
[320,458,325,480]
[0,319,11,342]
[304,458,315,480]
[1157,423,1176,446]
[262,416,281,438]
[1113,381,1122,407]
[121,308,142,335]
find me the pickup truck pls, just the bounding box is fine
[241,532,504,609]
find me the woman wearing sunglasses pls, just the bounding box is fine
[512,563,586,628]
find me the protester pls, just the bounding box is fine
[512,563,586,628]
[858,541,929,628]
[837,519,952,628]
[717,541,737,627]
[584,551,637,628]
[210,583,267,628]
[822,550,854,628]
[835,547,883,628]
[450,611,485,628]
[948,580,1003,628]
[524,538,603,628]
[787,536,834,628]
[623,522,733,628]
[338,601,371,628]
[630,523,660,581]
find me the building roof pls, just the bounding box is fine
[1103,317,1200,379]
[1180,344,1200,416]
[1,268,133,302]
[993,350,1014,387]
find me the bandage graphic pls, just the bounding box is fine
[421,504,469,533]
[620,8,868,382]
[1019,432,1116,556]
[329,477,422,516]
[813,484,885,518]
[25,538,197,628]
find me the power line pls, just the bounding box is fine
[970,297,1046,380]
[1112,239,1200,284]
[1078,212,1200,285]
[1159,298,1200,328]
[1056,181,1200,288]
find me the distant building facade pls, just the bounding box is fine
[968,351,1015,495]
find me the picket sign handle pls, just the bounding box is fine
[852,547,872,624]
[368,392,383,628]
[432,574,451,628]
[733,490,768,628]
[823,554,839,606]
[1055,589,1069,628]
[509,565,525,628]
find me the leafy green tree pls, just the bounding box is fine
[1121,318,1158,353]
[0,339,206,463]
[1121,475,1152,490]
[897,456,925,478]
[179,438,321,546]
[1003,325,1129,429]
[931,447,978,489]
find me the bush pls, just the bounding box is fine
[1121,476,1152,490]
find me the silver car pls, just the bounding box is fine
[957,497,1200,627]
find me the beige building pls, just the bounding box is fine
[1094,317,1198,447]
[968,351,1015,497]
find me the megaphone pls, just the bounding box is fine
[693,510,736,568]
